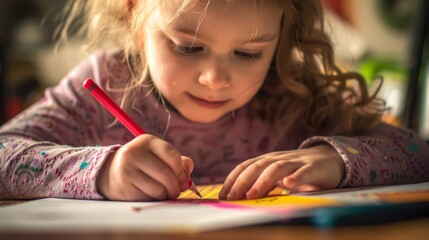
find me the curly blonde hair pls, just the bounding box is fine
[58,0,384,142]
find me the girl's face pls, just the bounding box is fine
[145,0,282,123]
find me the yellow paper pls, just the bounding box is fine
[178,184,339,209]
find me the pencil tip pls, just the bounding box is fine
[197,192,202,198]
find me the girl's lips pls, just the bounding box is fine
[187,93,229,109]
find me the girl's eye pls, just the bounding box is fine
[234,51,262,60]
[172,43,203,55]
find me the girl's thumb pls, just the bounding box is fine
[181,156,194,177]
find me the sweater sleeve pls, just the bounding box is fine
[0,53,121,200]
[299,123,429,187]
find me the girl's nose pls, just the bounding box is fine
[198,58,231,90]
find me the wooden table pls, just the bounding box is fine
[1,201,428,240]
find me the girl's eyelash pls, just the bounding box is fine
[170,41,262,60]
[171,43,203,55]
[234,51,262,60]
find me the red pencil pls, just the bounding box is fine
[83,78,202,198]
[83,78,145,136]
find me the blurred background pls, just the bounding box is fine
[0,0,428,141]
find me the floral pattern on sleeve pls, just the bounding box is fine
[300,123,429,187]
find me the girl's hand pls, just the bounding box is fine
[218,144,345,200]
[96,134,193,201]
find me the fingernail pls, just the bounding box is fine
[227,189,238,200]
[246,188,258,199]
[218,189,225,199]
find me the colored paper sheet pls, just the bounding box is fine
[0,182,428,233]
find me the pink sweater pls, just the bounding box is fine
[1,50,428,199]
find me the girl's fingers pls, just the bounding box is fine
[136,152,182,199]
[219,145,344,200]
[180,156,195,191]
[107,167,161,201]
[106,135,196,201]
[124,184,156,201]
[219,158,260,199]
[143,135,189,187]
[181,156,194,176]
[227,161,269,200]
[282,164,314,189]
[282,164,326,192]
[246,160,303,199]
[131,170,171,200]
[283,161,340,191]
[294,184,321,192]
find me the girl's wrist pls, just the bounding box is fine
[96,151,116,199]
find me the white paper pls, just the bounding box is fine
[0,198,287,233]
[1,182,428,233]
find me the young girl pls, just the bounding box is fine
[0,0,428,201]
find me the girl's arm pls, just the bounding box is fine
[0,135,118,199]
[0,53,120,200]
[300,123,429,187]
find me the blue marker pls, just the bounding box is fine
[311,202,429,228]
